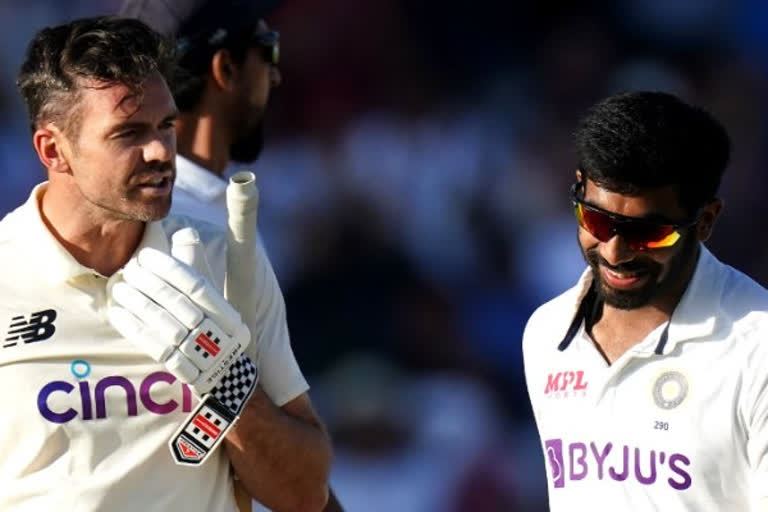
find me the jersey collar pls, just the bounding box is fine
[174,154,227,203]
[662,245,720,353]
[23,183,170,285]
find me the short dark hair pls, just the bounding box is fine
[16,16,175,136]
[574,91,731,214]
[171,25,255,111]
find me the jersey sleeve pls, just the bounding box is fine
[741,317,768,502]
[522,304,548,426]
[241,240,309,406]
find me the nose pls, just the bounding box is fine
[270,66,282,88]
[144,130,175,164]
[599,235,636,267]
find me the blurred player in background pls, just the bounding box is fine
[119,1,343,510]
[2,15,331,511]
[523,91,768,509]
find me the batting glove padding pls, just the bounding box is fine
[108,247,251,395]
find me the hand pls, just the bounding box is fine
[108,247,250,395]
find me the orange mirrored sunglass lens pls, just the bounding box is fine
[574,203,681,250]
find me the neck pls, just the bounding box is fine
[39,184,145,277]
[176,109,231,176]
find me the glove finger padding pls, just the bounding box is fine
[136,248,246,342]
[108,247,252,396]
[122,259,203,330]
[108,282,189,361]
[107,305,177,362]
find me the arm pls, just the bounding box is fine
[225,391,332,512]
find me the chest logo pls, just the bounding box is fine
[652,371,688,410]
[4,309,57,347]
[545,370,588,397]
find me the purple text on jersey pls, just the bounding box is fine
[37,371,194,423]
[544,438,691,491]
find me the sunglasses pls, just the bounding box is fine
[570,182,697,251]
[252,30,280,65]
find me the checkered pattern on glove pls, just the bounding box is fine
[210,353,258,416]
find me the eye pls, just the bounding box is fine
[114,129,136,139]
[160,119,176,130]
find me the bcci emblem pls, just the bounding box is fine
[652,371,689,410]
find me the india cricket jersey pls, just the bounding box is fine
[523,246,768,510]
[0,184,309,511]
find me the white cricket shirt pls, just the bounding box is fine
[523,246,768,511]
[0,183,308,511]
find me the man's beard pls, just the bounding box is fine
[230,119,265,164]
[582,231,699,310]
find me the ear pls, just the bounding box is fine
[32,124,72,174]
[575,168,582,182]
[695,198,723,242]
[210,48,238,92]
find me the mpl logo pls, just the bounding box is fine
[545,370,588,398]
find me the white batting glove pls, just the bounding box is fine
[107,247,250,396]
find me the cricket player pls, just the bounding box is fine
[118,1,345,510]
[1,16,331,511]
[523,91,768,510]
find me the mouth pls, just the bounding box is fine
[135,175,173,196]
[600,266,650,289]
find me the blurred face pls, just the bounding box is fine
[64,71,177,222]
[577,178,700,310]
[230,20,281,163]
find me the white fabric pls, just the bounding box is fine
[523,246,768,511]
[0,183,308,511]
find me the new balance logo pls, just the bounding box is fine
[4,309,57,347]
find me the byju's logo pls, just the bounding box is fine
[544,438,691,491]
[545,439,566,488]
[544,370,588,398]
[4,309,57,347]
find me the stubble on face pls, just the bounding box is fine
[581,229,699,310]
[104,158,175,222]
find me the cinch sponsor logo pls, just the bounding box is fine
[37,360,194,423]
[545,371,588,397]
[544,438,691,491]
